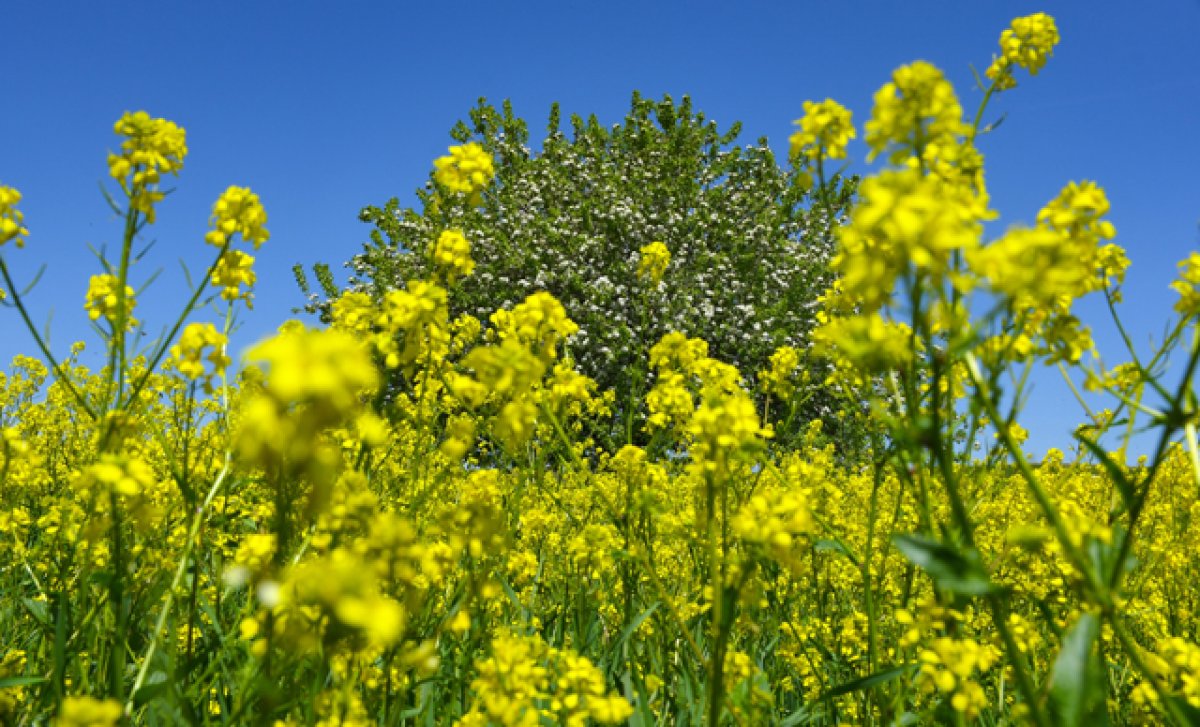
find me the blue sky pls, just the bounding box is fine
[4,1,1199,456]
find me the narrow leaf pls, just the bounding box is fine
[1048,612,1109,726]
[893,534,997,596]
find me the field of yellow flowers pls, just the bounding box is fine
[3,12,1200,726]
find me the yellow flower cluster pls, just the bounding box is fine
[1171,251,1200,316]
[637,240,671,285]
[211,248,257,305]
[53,696,123,727]
[833,167,984,312]
[790,98,856,162]
[168,322,230,392]
[0,185,29,248]
[456,631,633,726]
[107,111,188,222]
[986,12,1060,90]
[915,636,1001,719]
[428,229,476,281]
[238,326,380,481]
[865,61,967,164]
[83,273,137,329]
[489,291,580,364]
[205,185,269,248]
[434,142,495,198]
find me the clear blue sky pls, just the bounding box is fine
[4,1,1199,456]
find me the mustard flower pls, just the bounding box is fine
[490,291,579,363]
[168,322,230,392]
[648,331,708,373]
[759,345,802,398]
[687,388,770,475]
[205,186,269,249]
[211,249,257,305]
[812,312,914,373]
[237,325,380,477]
[54,696,123,727]
[107,111,187,223]
[834,168,984,311]
[76,455,158,499]
[636,240,671,285]
[433,142,495,198]
[1172,252,1200,317]
[790,98,856,162]
[0,185,29,248]
[865,61,968,163]
[986,13,1060,90]
[429,229,476,281]
[84,273,137,329]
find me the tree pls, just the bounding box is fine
[302,93,862,453]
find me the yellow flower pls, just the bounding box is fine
[1172,252,1200,317]
[433,142,495,198]
[205,186,269,248]
[429,229,476,281]
[813,312,914,373]
[211,249,257,305]
[790,99,856,162]
[107,111,187,223]
[986,13,1060,90]
[759,345,802,398]
[54,696,123,727]
[834,168,984,311]
[84,274,137,329]
[865,61,968,164]
[168,322,230,391]
[0,185,30,248]
[637,241,671,285]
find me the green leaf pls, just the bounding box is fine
[1074,433,1137,513]
[813,538,860,566]
[821,663,914,699]
[893,534,997,596]
[615,602,659,650]
[1047,612,1110,726]
[1163,695,1200,726]
[0,675,47,689]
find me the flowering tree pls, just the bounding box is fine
[305,93,861,450]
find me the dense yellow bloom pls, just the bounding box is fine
[986,13,1060,90]
[687,389,770,475]
[0,185,30,248]
[433,142,495,198]
[649,331,708,373]
[205,186,269,248]
[211,249,257,305]
[168,322,230,391]
[108,111,187,223]
[490,291,579,363]
[732,487,812,571]
[76,455,159,499]
[834,168,984,311]
[971,182,1123,314]
[429,229,476,281]
[238,326,380,475]
[759,345,802,398]
[54,696,123,727]
[813,312,914,374]
[457,632,632,727]
[637,240,671,285]
[84,274,137,328]
[915,637,1001,718]
[1171,252,1200,316]
[865,61,967,163]
[790,98,856,161]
